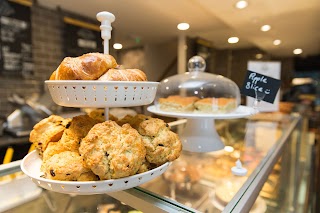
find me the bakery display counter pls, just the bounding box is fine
[0,112,311,212]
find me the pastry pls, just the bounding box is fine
[139,118,182,165]
[42,151,98,181]
[49,70,56,80]
[117,114,182,165]
[214,177,247,206]
[194,97,237,113]
[158,95,199,112]
[29,115,71,154]
[42,141,66,165]
[79,121,146,180]
[116,114,151,129]
[163,161,200,184]
[59,115,98,152]
[53,52,117,80]
[98,68,147,81]
[88,109,118,123]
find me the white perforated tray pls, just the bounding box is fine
[21,151,170,195]
[45,81,159,108]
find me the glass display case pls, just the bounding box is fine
[0,112,312,213]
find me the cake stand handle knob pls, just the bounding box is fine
[96,11,115,54]
[231,159,248,176]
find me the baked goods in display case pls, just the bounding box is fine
[28,113,182,182]
[154,56,241,114]
[148,56,254,152]
[49,52,147,82]
[210,176,266,212]
[20,11,182,194]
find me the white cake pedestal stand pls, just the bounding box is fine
[148,105,255,152]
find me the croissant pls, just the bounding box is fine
[98,68,147,81]
[53,53,117,80]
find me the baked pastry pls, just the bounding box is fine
[117,114,182,165]
[138,118,182,165]
[158,95,199,112]
[214,177,247,206]
[52,53,117,80]
[116,114,151,129]
[98,68,147,81]
[88,109,118,123]
[42,151,98,181]
[49,70,56,80]
[29,115,71,154]
[59,115,98,152]
[79,121,146,180]
[194,97,237,113]
[42,141,66,165]
[163,161,200,185]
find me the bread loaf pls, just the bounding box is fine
[98,68,147,81]
[53,53,117,80]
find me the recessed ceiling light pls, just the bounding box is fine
[273,39,281,45]
[261,25,271,32]
[293,48,303,55]
[228,37,239,44]
[255,53,263,59]
[235,0,248,9]
[177,23,190,30]
[113,43,123,50]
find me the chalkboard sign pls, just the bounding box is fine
[241,70,281,104]
[63,17,103,57]
[0,1,33,77]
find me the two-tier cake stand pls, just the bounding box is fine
[21,12,169,195]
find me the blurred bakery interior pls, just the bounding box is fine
[0,0,319,212]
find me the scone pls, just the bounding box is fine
[138,117,182,165]
[158,95,199,112]
[118,114,182,165]
[88,109,118,123]
[42,151,98,181]
[194,97,237,113]
[59,115,98,152]
[79,121,146,180]
[29,115,71,155]
[116,114,151,129]
[41,115,98,168]
[42,141,66,165]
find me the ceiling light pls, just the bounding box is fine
[235,0,248,9]
[177,23,190,30]
[228,37,239,44]
[255,53,263,59]
[261,25,271,32]
[293,48,303,55]
[113,43,123,50]
[273,39,281,45]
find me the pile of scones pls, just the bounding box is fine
[30,110,182,181]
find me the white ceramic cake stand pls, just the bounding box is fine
[148,105,255,152]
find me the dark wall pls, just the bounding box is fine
[0,3,63,116]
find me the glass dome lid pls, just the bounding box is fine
[155,56,241,114]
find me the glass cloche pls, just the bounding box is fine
[155,56,241,114]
